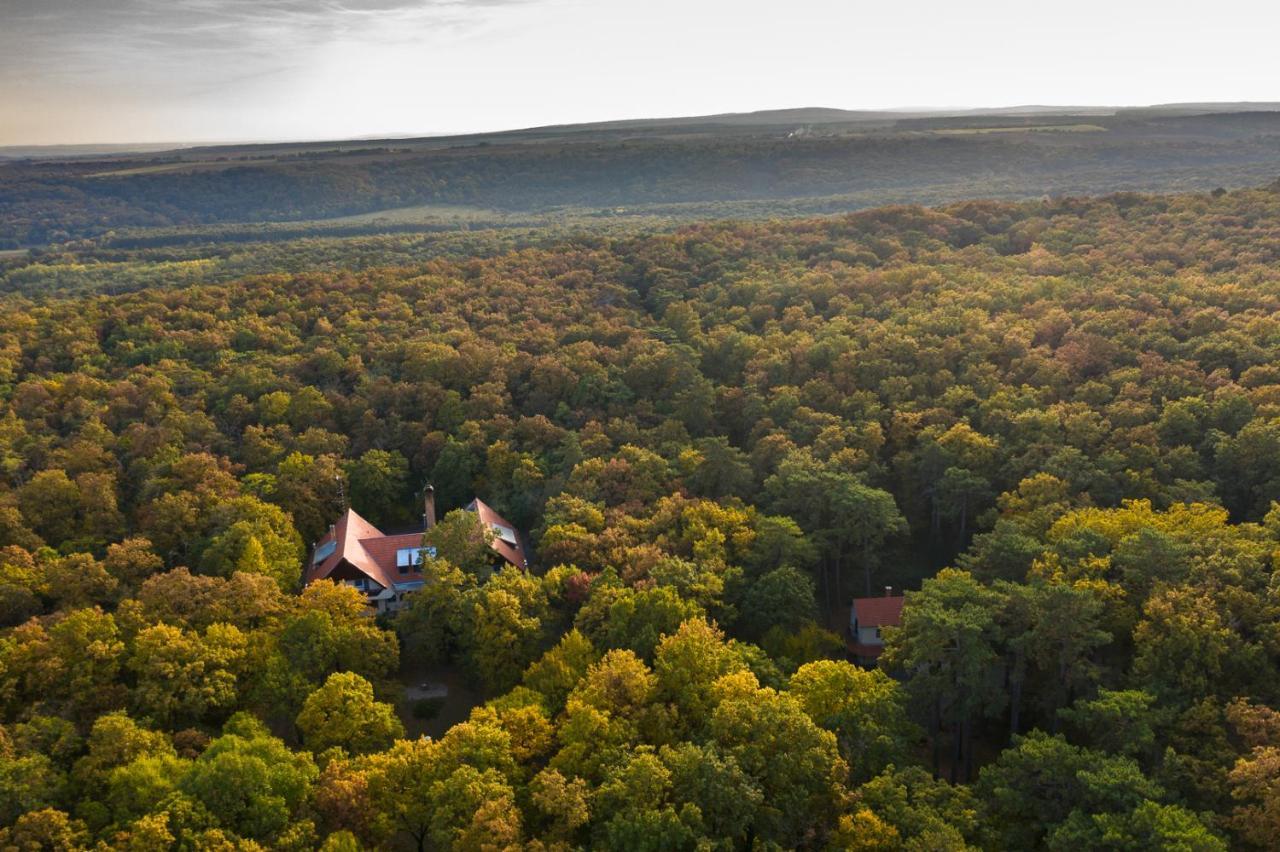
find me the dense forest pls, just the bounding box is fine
[3,109,1280,248]
[5,181,1280,849]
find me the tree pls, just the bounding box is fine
[200,495,305,591]
[430,438,480,517]
[0,749,65,827]
[826,808,901,851]
[530,767,591,844]
[592,747,696,849]
[296,672,404,756]
[1133,585,1260,708]
[129,622,247,726]
[652,619,749,735]
[881,569,1005,781]
[362,739,437,851]
[832,480,908,597]
[71,712,175,793]
[789,660,918,784]
[273,452,346,545]
[1001,580,1110,735]
[7,607,127,722]
[685,436,754,500]
[1047,801,1225,851]
[735,565,818,639]
[103,537,165,590]
[102,753,189,827]
[975,731,1164,851]
[709,672,848,846]
[0,808,89,852]
[587,585,704,661]
[345,449,410,528]
[856,766,979,849]
[15,470,81,548]
[1226,699,1280,847]
[424,509,496,577]
[522,629,599,715]
[1058,689,1159,759]
[180,714,318,843]
[461,571,549,692]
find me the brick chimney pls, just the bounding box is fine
[424,485,436,530]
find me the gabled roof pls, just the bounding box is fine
[851,595,905,628]
[467,498,529,569]
[305,499,530,591]
[307,507,406,590]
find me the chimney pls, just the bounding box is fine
[885,585,893,597]
[424,485,436,530]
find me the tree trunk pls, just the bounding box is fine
[834,551,842,626]
[1010,672,1023,740]
[931,696,942,778]
[820,558,831,618]
[863,541,872,597]
[962,715,974,782]
[950,712,962,784]
[1052,659,1068,734]
[1009,650,1024,740]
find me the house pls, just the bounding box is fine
[304,486,530,614]
[848,588,905,665]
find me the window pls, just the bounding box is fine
[396,547,425,574]
[313,540,336,564]
[491,524,518,545]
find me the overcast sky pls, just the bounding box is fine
[1,0,1277,145]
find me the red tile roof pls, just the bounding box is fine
[307,508,404,590]
[305,500,530,591]
[851,595,905,628]
[467,498,530,570]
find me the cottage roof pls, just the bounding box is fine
[851,595,905,629]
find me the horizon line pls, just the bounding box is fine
[4,99,1279,152]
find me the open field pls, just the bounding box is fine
[934,123,1108,134]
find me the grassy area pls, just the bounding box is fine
[396,663,482,741]
[934,123,1107,135]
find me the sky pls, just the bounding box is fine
[1,0,1277,146]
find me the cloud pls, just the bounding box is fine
[0,0,536,83]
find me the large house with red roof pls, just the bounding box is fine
[848,590,905,665]
[305,488,529,614]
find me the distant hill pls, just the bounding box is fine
[10,102,1280,161]
[2,104,1279,248]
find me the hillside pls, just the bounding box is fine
[2,105,1279,249]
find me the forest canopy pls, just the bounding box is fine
[2,182,1280,848]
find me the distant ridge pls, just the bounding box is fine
[7,102,1280,161]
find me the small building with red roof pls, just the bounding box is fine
[848,589,905,665]
[305,488,529,614]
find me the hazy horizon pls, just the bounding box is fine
[7,100,1280,153]
[3,0,1279,147]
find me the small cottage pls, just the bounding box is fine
[848,588,905,665]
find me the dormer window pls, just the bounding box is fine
[396,547,424,574]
